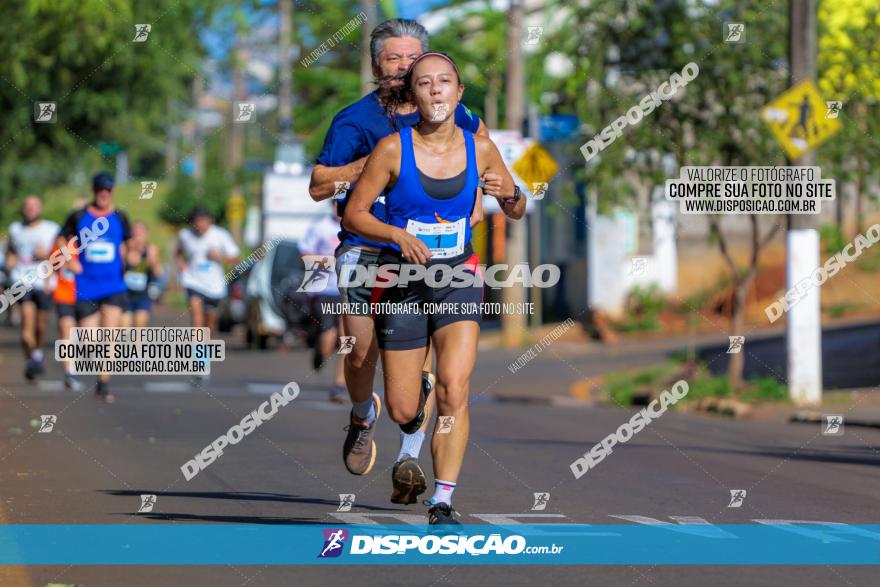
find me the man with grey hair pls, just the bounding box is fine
[309,17,502,506]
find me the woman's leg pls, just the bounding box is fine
[429,321,480,484]
[381,347,427,427]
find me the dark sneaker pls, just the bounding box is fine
[342,392,382,475]
[390,455,427,505]
[399,371,435,434]
[24,360,38,381]
[427,502,460,525]
[33,360,45,375]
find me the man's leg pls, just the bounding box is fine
[204,309,219,338]
[189,295,205,328]
[33,306,48,373]
[97,302,123,399]
[341,313,378,404]
[329,318,346,401]
[427,321,479,514]
[77,302,103,397]
[58,313,82,391]
[134,309,150,328]
[339,311,382,475]
[20,301,37,379]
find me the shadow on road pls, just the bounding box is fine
[120,512,327,524]
[101,489,407,512]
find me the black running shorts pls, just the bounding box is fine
[371,246,483,351]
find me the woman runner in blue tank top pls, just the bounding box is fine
[345,52,525,525]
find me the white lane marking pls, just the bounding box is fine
[144,381,192,393]
[247,383,282,395]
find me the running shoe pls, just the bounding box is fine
[33,359,45,376]
[342,392,382,475]
[24,360,38,381]
[190,373,210,388]
[390,454,428,505]
[64,373,83,392]
[427,502,460,525]
[399,371,435,434]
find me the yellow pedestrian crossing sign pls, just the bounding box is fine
[513,142,558,188]
[761,79,841,160]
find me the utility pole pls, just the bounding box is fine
[228,31,245,173]
[502,0,527,347]
[361,0,377,95]
[787,0,822,405]
[279,0,293,137]
[164,96,177,178]
[192,75,204,181]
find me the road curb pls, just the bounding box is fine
[790,410,880,429]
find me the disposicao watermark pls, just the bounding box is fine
[300,12,367,68]
[580,62,699,162]
[765,223,880,323]
[225,238,282,282]
[508,318,576,374]
[1,216,109,314]
[181,382,300,480]
[570,380,689,479]
[301,257,562,293]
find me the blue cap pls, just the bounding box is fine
[92,172,115,192]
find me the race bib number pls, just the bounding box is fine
[84,241,116,264]
[124,271,148,291]
[405,218,466,259]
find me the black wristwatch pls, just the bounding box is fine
[505,185,521,203]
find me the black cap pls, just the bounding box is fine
[92,172,115,192]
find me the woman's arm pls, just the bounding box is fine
[343,136,432,264]
[475,137,527,220]
[148,244,164,278]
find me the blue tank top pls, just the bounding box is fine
[384,127,478,259]
[76,209,127,300]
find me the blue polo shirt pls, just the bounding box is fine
[316,91,480,247]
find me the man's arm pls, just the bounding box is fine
[5,240,16,270]
[308,157,368,202]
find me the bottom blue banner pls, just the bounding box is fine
[1,523,878,565]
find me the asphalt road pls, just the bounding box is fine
[699,321,880,389]
[0,315,878,586]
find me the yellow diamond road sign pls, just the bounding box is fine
[761,79,841,160]
[512,142,559,188]
[226,193,246,224]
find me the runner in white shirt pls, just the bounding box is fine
[299,201,345,401]
[6,196,60,380]
[176,206,239,384]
